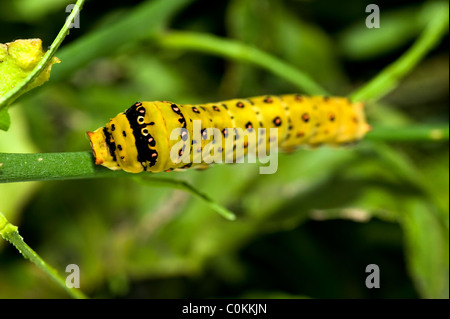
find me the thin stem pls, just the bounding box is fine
[0,0,85,112]
[0,152,129,183]
[350,1,449,102]
[0,122,446,184]
[134,176,236,221]
[0,152,235,220]
[156,31,330,96]
[365,124,449,142]
[0,213,87,299]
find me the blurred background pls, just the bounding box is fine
[0,0,448,298]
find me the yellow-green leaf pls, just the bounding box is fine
[0,39,60,97]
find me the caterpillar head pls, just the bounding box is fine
[87,102,160,173]
[87,113,143,173]
[87,128,117,168]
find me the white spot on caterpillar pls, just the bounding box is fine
[38,158,43,162]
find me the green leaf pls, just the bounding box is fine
[0,0,84,134]
[0,107,10,131]
[0,39,60,99]
[400,199,449,298]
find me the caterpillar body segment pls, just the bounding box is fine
[87,94,371,173]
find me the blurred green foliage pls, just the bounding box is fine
[0,0,448,298]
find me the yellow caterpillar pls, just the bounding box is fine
[87,94,370,173]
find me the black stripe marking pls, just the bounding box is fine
[125,102,158,167]
[103,127,117,162]
[171,104,187,128]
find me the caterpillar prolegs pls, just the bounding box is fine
[87,94,370,173]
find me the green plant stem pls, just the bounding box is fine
[0,152,129,183]
[366,124,449,142]
[0,212,87,299]
[1,124,447,184]
[0,152,235,220]
[0,0,85,112]
[134,176,236,221]
[156,31,330,96]
[350,1,449,102]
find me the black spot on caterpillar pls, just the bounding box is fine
[87,94,370,173]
